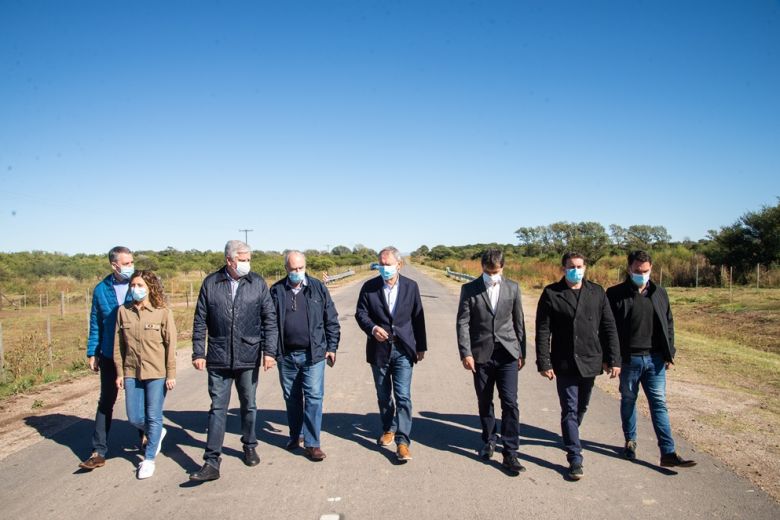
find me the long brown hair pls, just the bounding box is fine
[130,270,167,309]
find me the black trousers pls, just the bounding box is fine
[472,345,520,454]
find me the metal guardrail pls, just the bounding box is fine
[324,269,355,285]
[445,267,476,282]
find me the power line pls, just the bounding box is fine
[239,228,253,245]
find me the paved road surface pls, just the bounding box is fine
[1,265,777,519]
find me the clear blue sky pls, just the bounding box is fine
[1,0,779,255]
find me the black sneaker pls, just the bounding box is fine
[568,463,584,480]
[501,453,526,474]
[189,463,220,482]
[624,440,637,460]
[660,452,696,468]
[243,447,260,467]
[479,441,496,460]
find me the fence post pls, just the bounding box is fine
[47,315,53,368]
[695,262,699,288]
[23,293,26,308]
[757,263,760,289]
[729,266,733,305]
[86,292,91,336]
[60,291,65,318]
[0,321,5,383]
[659,266,664,287]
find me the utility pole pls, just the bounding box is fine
[239,228,253,245]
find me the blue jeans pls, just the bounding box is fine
[205,368,259,468]
[556,373,595,465]
[620,354,676,455]
[370,344,414,446]
[124,377,167,460]
[279,350,326,448]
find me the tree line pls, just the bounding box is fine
[411,199,780,285]
[0,245,378,293]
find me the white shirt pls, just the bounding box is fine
[383,279,399,316]
[482,273,501,311]
[227,270,240,300]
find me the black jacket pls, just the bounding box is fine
[355,274,427,367]
[606,278,675,363]
[270,275,340,363]
[535,278,620,377]
[192,267,279,370]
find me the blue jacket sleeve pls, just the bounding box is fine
[86,289,101,357]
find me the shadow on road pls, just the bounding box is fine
[164,408,248,473]
[24,413,143,471]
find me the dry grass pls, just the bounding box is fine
[0,267,371,398]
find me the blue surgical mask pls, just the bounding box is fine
[379,264,397,281]
[288,270,305,284]
[482,272,501,286]
[130,287,147,302]
[630,271,650,287]
[565,268,584,284]
[118,265,135,280]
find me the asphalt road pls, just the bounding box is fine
[1,265,778,520]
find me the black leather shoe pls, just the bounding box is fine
[286,438,301,451]
[660,452,696,468]
[624,440,637,460]
[568,463,584,480]
[501,453,526,474]
[189,463,220,482]
[479,441,495,460]
[243,447,260,467]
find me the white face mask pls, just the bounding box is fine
[483,272,501,286]
[234,261,251,277]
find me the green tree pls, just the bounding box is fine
[705,199,780,278]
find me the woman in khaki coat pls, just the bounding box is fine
[114,270,176,479]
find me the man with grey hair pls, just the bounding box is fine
[270,250,340,461]
[356,246,427,462]
[189,240,279,482]
[79,246,137,470]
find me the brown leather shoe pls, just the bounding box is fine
[377,431,395,446]
[304,446,327,461]
[79,453,106,470]
[397,444,412,461]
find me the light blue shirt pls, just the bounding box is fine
[112,277,129,305]
[383,278,399,316]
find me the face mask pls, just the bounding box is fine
[630,271,650,287]
[288,270,305,284]
[482,272,501,286]
[378,264,397,281]
[234,261,251,277]
[130,287,147,302]
[565,268,584,284]
[117,265,135,280]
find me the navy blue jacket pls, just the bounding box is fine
[355,274,427,367]
[192,267,278,370]
[88,274,133,358]
[270,275,340,363]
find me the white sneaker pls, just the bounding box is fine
[154,427,167,457]
[137,460,155,479]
